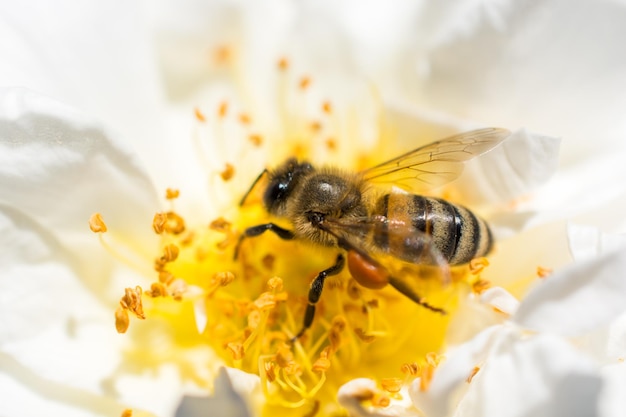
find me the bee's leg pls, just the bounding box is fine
[234,223,295,260]
[293,253,345,341]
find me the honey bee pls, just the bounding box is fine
[236,127,509,339]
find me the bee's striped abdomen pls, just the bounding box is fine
[372,193,492,265]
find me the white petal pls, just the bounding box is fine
[514,248,626,337]
[0,1,169,183]
[419,0,626,164]
[0,357,136,417]
[175,368,255,417]
[0,88,159,266]
[479,286,520,315]
[0,89,170,412]
[410,326,501,417]
[413,326,601,417]
[568,223,626,262]
[455,129,561,209]
[598,362,626,417]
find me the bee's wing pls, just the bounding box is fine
[362,127,510,192]
[323,216,452,310]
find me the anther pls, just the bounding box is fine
[277,57,289,71]
[248,134,263,146]
[194,107,206,122]
[470,257,489,275]
[89,213,108,233]
[537,266,552,278]
[239,113,251,124]
[220,163,235,181]
[466,366,480,383]
[227,342,245,360]
[218,101,228,118]
[165,188,180,200]
[299,76,311,90]
[380,378,403,394]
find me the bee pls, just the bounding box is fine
[235,127,509,339]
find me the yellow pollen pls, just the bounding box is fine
[277,57,289,71]
[469,257,489,275]
[214,271,235,287]
[116,286,145,333]
[152,212,167,234]
[88,212,107,233]
[371,393,391,408]
[401,362,420,376]
[322,101,332,114]
[218,101,229,118]
[264,361,277,382]
[472,279,492,294]
[310,121,322,132]
[220,163,235,181]
[299,76,311,90]
[325,138,337,151]
[194,107,206,122]
[312,347,332,373]
[354,328,376,343]
[267,276,283,291]
[537,266,553,278]
[165,188,180,200]
[146,282,168,298]
[227,342,245,360]
[466,366,481,383]
[115,306,130,334]
[162,244,180,263]
[153,211,186,235]
[420,352,444,391]
[213,45,232,64]
[158,271,175,285]
[380,378,403,394]
[209,217,232,232]
[120,409,133,417]
[239,113,251,124]
[248,134,263,146]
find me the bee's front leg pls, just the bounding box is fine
[292,253,345,341]
[234,223,295,260]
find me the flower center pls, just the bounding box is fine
[91,54,494,415]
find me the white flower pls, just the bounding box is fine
[2,1,626,417]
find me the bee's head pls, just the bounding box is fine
[263,158,314,215]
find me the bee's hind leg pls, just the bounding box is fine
[292,253,345,342]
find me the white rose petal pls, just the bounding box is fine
[514,249,626,337]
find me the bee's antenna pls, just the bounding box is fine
[240,168,268,206]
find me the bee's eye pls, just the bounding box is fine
[264,180,289,207]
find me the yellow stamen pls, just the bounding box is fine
[220,163,235,181]
[194,107,206,122]
[120,409,133,417]
[466,366,481,383]
[218,101,229,119]
[248,134,263,146]
[277,57,289,71]
[165,188,180,200]
[89,212,107,233]
[469,257,489,275]
[299,76,311,90]
[239,113,251,125]
[537,266,553,278]
[115,306,130,334]
[380,378,403,394]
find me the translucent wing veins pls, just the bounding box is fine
[362,127,510,192]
